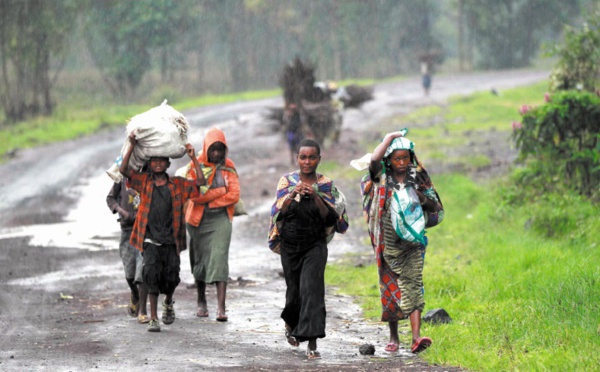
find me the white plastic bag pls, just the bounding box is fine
[107,100,190,182]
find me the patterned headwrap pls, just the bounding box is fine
[383,136,414,159]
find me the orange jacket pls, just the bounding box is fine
[184,127,240,227]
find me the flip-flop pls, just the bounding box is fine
[384,343,399,352]
[411,337,432,353]
[306,349,321,360]
[196,309,209,317]
[137,314,150,324]
[216,311,228,322]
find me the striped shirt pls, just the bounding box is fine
[128,171,199,254]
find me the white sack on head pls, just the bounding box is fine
[106,100,190,182]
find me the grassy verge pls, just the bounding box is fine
[325,82,600,370]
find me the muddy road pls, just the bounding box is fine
[0,70,547,371]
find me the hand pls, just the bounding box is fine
[185,144,195,158]
[387,131,405,140]
[116,206,130,220]
[128,132,137,147]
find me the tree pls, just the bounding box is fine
[83,0,193,98]
[0,0,78,123]
[464,0,580,69]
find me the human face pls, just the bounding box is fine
[388,149,411,174]
[208,142,226,164]
[149,157,170,174]
[297,146,320,176]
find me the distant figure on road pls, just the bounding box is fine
[106,178,149,324]
[183,127,240,322]
[358,130,444,354]
[268,139,349,360]
[283,103,303,165]
[421,61,432,96]
[120,132,204,332]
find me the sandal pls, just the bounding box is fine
[147,319,161,332]
[196,309,209,317]
[162,300,175,325]
[284,327,299,347]
[306,349,321,360]
[216,311,228,322]
[127,297,138,317]
[411,337,432,354]
[384,343,399,353]
[137,314,150,324]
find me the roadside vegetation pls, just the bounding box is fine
[325,80,600,371]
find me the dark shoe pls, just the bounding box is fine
[162,300,175,325]
[147,319,161,332]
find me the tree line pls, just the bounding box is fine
[0,0,592,123]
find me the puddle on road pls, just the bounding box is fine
[0,173,122,250]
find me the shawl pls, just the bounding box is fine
[268,171,349,254]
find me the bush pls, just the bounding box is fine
[511,91,600,200]
[548,15,600,92]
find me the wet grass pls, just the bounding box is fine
[325,81,600,371]
[326,173,600,371]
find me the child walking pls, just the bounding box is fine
[106,178,149,323]
[120,132,205,332]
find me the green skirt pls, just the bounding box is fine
[187,209,232,283]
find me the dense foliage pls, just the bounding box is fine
[548,15,600,92]
[511,15,600,200]
[512,91,600,199]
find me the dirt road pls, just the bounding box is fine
[0,70,547,371]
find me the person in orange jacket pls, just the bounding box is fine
[183,127,240,322]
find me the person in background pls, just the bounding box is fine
[106,178,150,323]
[184,127,240,322]
[119,132,204,332]
[268,139,349,360]
[283,103,303,165]
[359,130,443,354]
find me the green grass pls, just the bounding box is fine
[326,174,600,371]
[325,81,600,371]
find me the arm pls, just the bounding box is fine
[106,182,121,213]
[208,170,240,209]
[185,144,205,188]
[189,187,227,204]
[119,132,137,179]
[415,189,439,212]
[368,131,405,176]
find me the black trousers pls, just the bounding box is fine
[280,238,328,342]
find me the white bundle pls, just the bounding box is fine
[106,100,190,182]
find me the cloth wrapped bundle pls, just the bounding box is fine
[107,100,190,182]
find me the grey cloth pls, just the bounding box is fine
[119,229,143,283]
[187,209,232,283]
